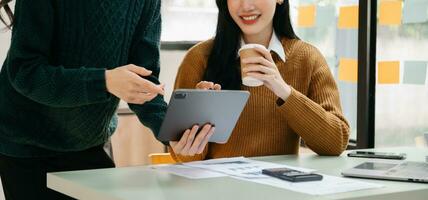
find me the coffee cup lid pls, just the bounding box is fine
[238,44,267,56]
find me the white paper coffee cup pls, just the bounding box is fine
[238,44,266,87]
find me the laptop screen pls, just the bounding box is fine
[355,162,398,171]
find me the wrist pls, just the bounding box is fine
[277,83,291,101]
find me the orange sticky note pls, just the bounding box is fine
[378,61,400,84]
[339,58,358,83]
[338,6,359,29]
[379,0,403,25]
[298,5,316,27]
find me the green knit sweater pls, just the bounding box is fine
[0,0,166,157]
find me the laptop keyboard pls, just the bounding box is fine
[386,162,428,178]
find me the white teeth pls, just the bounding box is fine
[242,15,258,21]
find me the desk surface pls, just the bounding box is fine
[47,147,428,200]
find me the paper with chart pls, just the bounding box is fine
[233,174,383,195]
[183,157,315,179]
[183,157,383,195]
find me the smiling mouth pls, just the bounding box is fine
[240,15,261,25]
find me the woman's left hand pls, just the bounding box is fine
[241,46,292,101]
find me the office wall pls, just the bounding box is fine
[159,50,186,101]
[0,31,11,70]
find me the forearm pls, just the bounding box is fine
[129,95,167,137]
[7,61,110,107]
[280,88,350,156]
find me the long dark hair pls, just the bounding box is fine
[0,0,13,29]
[205,0,298,90]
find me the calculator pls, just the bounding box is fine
[262,168,323,182]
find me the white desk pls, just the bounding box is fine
[47,147,428,200]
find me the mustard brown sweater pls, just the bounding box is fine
[170,38,350,162]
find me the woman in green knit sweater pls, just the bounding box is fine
[0,0,166,199]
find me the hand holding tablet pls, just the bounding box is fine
[157,89,250,147]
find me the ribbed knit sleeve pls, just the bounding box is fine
[127,0,167,137]
[279,48,350,156]
[169,145,209,163]
[168,41,213,162]
[5,0,110,108]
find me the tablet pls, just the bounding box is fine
[157,89,250,143]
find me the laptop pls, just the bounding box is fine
[342,161,428,183]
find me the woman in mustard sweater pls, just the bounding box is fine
[169,0,350,162]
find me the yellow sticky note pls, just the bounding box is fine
[379,0,403,25]
[338,6,359,29]
[378,61,400,84]
[339,58,358,83]
[298,5,316,27]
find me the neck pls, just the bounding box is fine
[242,26,273,47]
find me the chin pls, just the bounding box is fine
[240,27,264,37]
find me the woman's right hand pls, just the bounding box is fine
[169,124,215,156]
[196,81,221,90]
[105,64,165,104]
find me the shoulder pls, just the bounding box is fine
[181,39,214,67]
[178,39,214,75]
[282,38,327,72]
[175,39,215,88]
[186,39,215,59]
